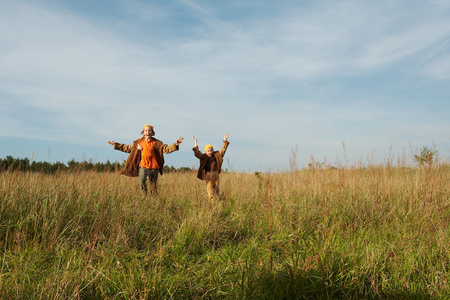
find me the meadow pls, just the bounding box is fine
[0,162,449,299]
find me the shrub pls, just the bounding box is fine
[414,146,438,167]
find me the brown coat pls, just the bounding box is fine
[193,140,229,180]
[114,137,179,177]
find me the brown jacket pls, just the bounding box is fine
[114,137,179,177]
[193,140,229,180]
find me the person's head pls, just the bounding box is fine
[205,144,214,157]
[141,124,155,138]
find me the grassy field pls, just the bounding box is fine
[0,163,449,299]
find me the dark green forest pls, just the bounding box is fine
[0,156,192,173]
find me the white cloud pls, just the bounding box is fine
[1,0,449,170]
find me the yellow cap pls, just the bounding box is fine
[143,124,154,131]
[204,144,213,152]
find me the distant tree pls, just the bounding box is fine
[30,161,52,173]
[52,161,68,172]
[0,157,188,174]
[178,167,194,173]
[163,165,176,173]
[68,159,78,170]
[2,156,29,171]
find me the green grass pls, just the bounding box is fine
[1,164,449,299]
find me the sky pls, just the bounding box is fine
[1,0,449,172]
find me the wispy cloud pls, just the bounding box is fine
[1,0,449,170]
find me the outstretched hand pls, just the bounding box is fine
[176,137,184,146]
[107,141,114,146]
[192,136,198,147]
[223,134,229,141]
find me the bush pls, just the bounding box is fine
[414,146,438,167]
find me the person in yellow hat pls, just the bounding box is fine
[107,124,184,195]
[192,134,229,200]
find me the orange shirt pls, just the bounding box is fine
[139,138,161,169]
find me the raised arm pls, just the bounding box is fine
[107,140,133,153]
[192,136,203,158]
[219,134,229,156]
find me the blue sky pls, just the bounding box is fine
[1,0,449,171]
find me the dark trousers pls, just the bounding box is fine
[139,167,159,195]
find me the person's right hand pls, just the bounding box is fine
[107,141,114,146]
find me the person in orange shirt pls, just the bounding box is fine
[107,124,184,195]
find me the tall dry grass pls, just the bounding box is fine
[0,163,449,299]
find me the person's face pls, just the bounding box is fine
[143,126,154,138]
[206,147,214,157]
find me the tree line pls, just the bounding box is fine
[0,156,193,174]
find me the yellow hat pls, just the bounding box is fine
[143,124,154,131]
[204,144,213,152]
